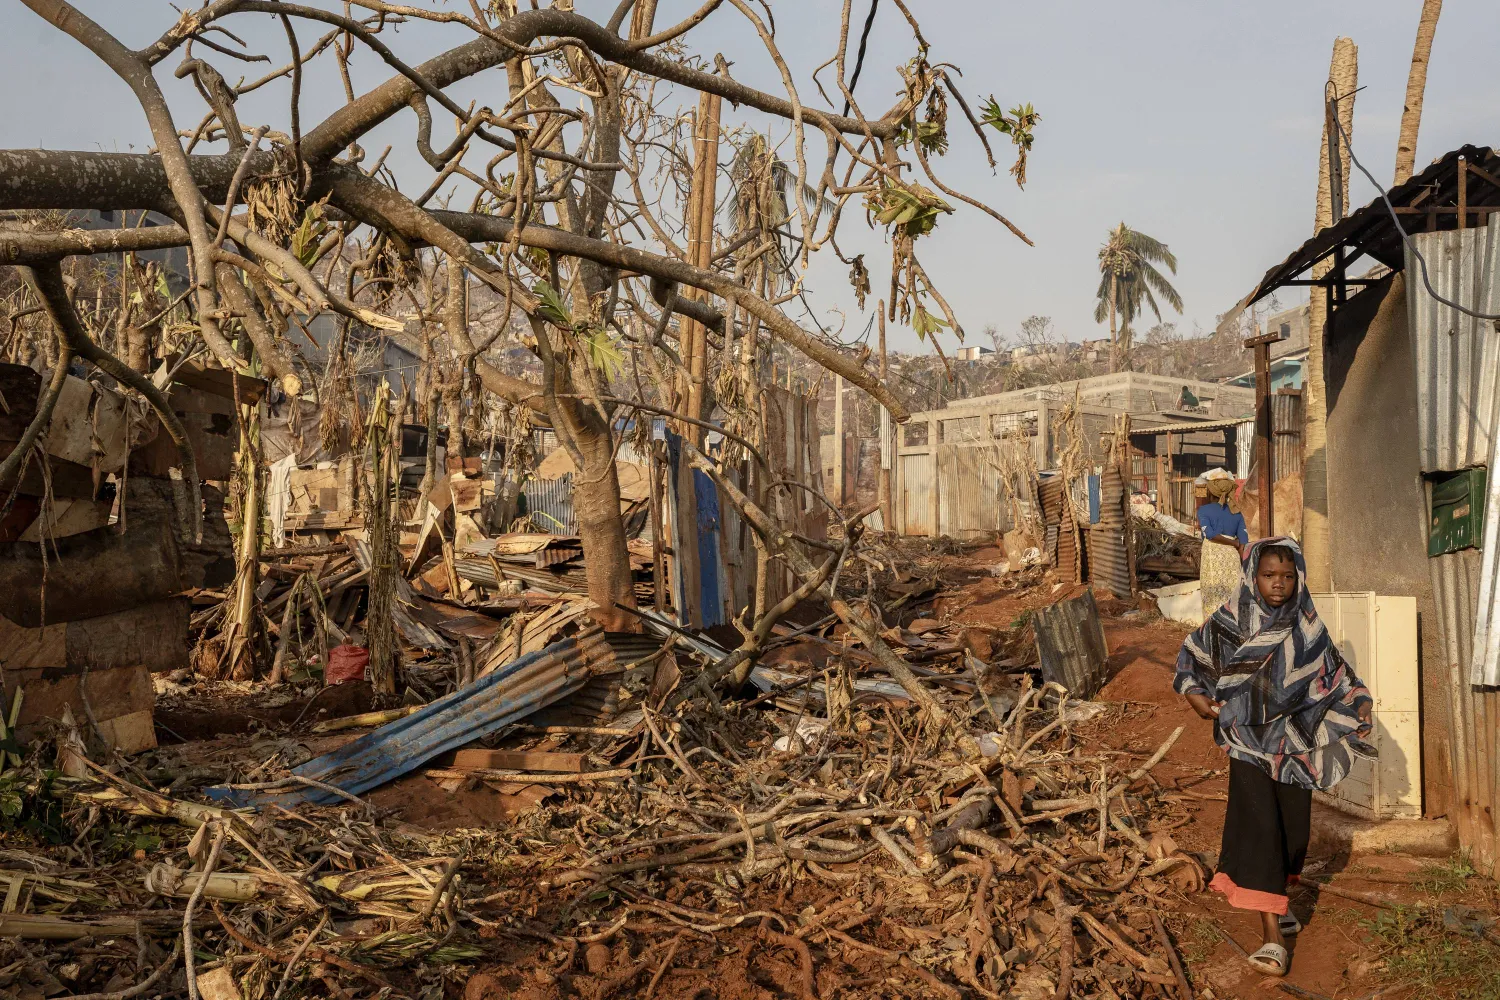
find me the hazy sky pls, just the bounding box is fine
[3,1,1497,355]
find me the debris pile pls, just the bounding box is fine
[0,555,1216,1000]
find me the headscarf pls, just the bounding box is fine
[1203,477,1239,512]
[1173,536,1374,790]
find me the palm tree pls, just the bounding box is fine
[723,132,831,294]
[1394,0,1443,184]
[1093,223,1183,371]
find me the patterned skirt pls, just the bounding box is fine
[1200,541,1241,617]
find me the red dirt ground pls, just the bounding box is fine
[185,555,1488,998]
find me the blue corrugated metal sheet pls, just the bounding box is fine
[694,468,724,628]
[207,629,617,808]
[664,430,727,628]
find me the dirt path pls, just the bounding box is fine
[1089,602,1491,999]
[943,563,1495,998]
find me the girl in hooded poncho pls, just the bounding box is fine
[1175,537,1374,977]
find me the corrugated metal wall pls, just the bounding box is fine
[1410,223,1500,473]
[1273,391,1304,481]
[1407,220,1500,873]
[1088,466,1132,598]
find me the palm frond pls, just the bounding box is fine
[1136,259,1184,312]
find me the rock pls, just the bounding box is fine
[196,967,242,1000]
[465,972,508,1000]
[584,942,612,975]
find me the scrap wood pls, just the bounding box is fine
[0,913,193,939]
[310,705,422,733]
[450,748,586,772]
[424,766,631,784]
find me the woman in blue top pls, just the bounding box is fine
[1196,476,1247,616]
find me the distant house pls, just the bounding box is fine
[1225,348,1308,392]
[955,345,995,362]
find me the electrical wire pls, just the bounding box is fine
[842,0,879,118]
[1332,114,1500,321]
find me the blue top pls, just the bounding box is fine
[1197,501,1248,545]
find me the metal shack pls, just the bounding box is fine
[1238,145,1500,868]
[894,372,1254,537]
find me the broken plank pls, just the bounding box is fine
[423,767,631,785]
[450,749,586,773]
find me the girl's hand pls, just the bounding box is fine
[1185,692,1221,720]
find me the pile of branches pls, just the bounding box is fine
[439,679,1200,998]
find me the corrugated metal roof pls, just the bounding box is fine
[1246,145,1500,305]
[1408,224,1500,474]
[1128,417,1253,436]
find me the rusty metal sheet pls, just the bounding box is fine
[1089,467,1132,599]
[1033,590,1109,700]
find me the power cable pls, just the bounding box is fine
[842,0,879,118]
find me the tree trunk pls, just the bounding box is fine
[565,398,637,630]
[1108,273,1118,373]
[1394,0,1442,185]
[226,395,262,679]
[1302,36,1357,592]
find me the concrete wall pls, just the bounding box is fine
[1324,273,1451,816]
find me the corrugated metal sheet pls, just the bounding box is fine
[937,444,1003,537]
[207,629,619,808]
[455,557,588,594]
[901,453,935,536]
[523,475,577,534]
[1408,223,1500,474]
[1088,467,1132,599]
[1039,477,1079,581]
[1408,218,1500,873]
[1034,590,1109,699]
[1272,391,1304,481]
[1429,550,1500,871]
[693,467,725,628]
[1407,222,1500,687]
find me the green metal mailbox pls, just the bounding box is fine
[1428,467,1488,557]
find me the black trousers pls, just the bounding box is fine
[1215,757,1312,911]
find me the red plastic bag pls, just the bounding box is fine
[325,645,370,685]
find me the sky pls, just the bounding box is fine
[2,1,1497,356]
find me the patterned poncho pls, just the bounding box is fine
[1174,537,1375,790]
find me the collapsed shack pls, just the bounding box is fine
[0,358,242,753]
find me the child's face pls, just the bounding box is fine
[1256,552,1297,607]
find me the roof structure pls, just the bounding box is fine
[1127,416,1251,438]
[1244,145,1500,306]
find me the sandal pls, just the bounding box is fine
[1248,943,1289,976]
[1279,913,1302,935]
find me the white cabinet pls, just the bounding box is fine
[1310,593,1422,820]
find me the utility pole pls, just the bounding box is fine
[1246,327,1285,537]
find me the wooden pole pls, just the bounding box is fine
[1164,431,1175,520]
[877,304,893,530]
[833,373,845,505]
[1247,331,1280,537]
[1459,156,1468,231]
